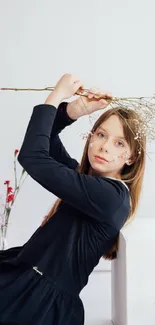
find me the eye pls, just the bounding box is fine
[97,132,105,138]
[116,141,124,147]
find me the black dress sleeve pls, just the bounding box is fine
[49,101,79,170]
[18,104,128,223]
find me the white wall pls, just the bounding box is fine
[0,1,155,324]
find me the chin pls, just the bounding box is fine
[89,163,108,176]
[91,160,107,169]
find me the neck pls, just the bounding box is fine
[88,167,121,179]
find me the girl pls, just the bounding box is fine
[0,74,146,325]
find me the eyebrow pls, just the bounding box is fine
[98,126,126,140]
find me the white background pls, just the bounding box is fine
[0,1,155,323]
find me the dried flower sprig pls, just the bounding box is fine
[1,86,155,156]
[0,149,28,250]
[1,86,155,142]
[78,90,155,161]
[108,95,155,143]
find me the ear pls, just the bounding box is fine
[126,156,135,165]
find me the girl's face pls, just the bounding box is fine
[88,114,132,178]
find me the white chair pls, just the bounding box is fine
[111,218,155,325]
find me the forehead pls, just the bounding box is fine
[98,115,125,138]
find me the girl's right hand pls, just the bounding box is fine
[45,73,84,107]
[53,73,84,101]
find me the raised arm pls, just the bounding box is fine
[49,101,79,170]
[18,104,130,227]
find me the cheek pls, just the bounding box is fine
[111,158,122,168]
[110,154,126,168]
[122,150,130,162]
[89,143,93,149]
[87,143,93,160]
[116,149,130,161]
[111,151,130,169]
[88,138,95,151]
[88,136,100,149]
[87,140,96,161]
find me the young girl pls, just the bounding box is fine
[0,74,146,325]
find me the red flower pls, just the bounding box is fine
[14,149,19,157]
[8,187,13,193]
[7,194,14,203]
[4,180,10,185]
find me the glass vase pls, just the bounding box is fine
[0,225,8,250]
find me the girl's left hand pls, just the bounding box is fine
[66,88,113,119]
[75,88,113,115]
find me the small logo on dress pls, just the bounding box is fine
[32,266,43,276]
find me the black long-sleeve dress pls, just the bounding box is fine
[0,102,130,325]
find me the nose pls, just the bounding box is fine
[101,147,108,153]
[100,139,109,153]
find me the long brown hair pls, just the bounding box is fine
[40,106,146,260]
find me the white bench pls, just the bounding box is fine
[111,218,155,325]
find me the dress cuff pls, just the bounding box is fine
[58,102,77,123]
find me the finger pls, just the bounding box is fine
[87,88,101,99]
[103,91,113,99]
[89,88,101,95]
[95,99,110,112]
[89,88,111,100]
[86,88,94,99]
[94,91,112,100]
[73,80,85,94]
[75,85,85,96]
[78,85,85,94]
[99,99,109,105]
[72,76,84,87]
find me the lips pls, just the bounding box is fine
[95,156,109,162]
